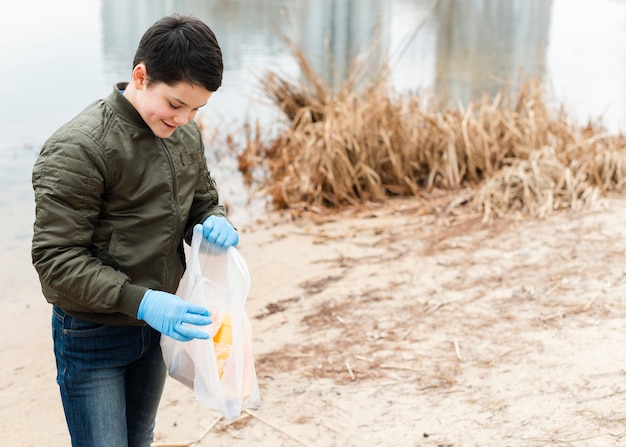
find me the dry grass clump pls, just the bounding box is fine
[237,46,626,219]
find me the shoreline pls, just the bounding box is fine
[3,197,626,446]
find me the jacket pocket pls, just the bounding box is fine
[91,228,121,269]
[180,151,204,165]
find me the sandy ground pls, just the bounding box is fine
[3,191,626,447]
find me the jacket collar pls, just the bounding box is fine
[106,82,148,129]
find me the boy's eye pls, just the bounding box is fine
[168,102,180,110]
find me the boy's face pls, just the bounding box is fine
[125,63,213,138]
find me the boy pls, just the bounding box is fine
[31,15,237,447]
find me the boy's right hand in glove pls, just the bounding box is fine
[137,289,212,341]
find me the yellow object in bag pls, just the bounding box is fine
[213,315,233,379]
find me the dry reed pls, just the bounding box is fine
[236,45,626,219]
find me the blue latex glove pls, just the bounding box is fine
[202,216,239,248]
[137,289,211,341]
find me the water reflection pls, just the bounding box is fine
[98,0,560,108]
[434,0,553,102]
[101,0,298,77]
[294,0,388,86]
[100,0,390,89]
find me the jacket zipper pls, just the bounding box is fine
[158,138,183,288]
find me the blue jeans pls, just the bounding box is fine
[52,306,167,447]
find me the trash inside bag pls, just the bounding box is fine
[160,225,261,420]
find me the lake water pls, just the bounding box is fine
[1,0,625,240]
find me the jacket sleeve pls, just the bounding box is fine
[31,132,145,316]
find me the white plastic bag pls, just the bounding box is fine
[160,224,261,420]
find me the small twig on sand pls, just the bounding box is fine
[583,295,598,310]
[345,359,356,380]
[151,415,222,447]
[453,339,462,360]
[354,355,374,363]
[379,364,424,373]
[243,410,313,447]
[576,388,626,404]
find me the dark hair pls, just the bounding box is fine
[133,14,223,92]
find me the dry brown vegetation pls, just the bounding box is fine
[235,45,626,220]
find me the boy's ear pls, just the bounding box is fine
[130,63,148,89]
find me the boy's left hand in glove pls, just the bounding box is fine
[202,216,239,248]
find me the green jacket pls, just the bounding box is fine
[32,83,226,325]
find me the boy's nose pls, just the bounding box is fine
[172,112,189,126]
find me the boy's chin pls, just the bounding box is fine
[153,125,176,139]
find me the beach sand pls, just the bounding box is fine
[3,196,626,447]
